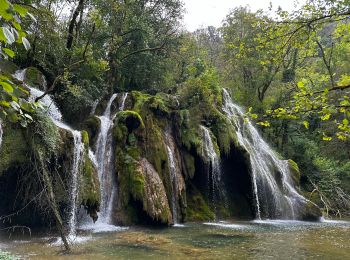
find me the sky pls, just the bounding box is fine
[183,0,302,31]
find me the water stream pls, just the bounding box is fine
[222,88,309,219]
[13,70,86,237]
[67,131,85,237]
[87,92,129,230]
[165,133,179,224]
[95,94,118,222]
[200,125,223,214]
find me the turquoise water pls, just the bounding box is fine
[1,219,350,259]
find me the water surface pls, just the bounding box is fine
[2,220,349,259]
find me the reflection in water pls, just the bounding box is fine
[3,220,350,259]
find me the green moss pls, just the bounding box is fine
[0,124,29,173]
[80,151,101,221]
[30,112,61,155]
[81,130,89,148]
[183,151,195,179]
[186,184,215,221]
[81,116,101,147]
[113,123,128,143]
[288,159,301,185]
[116,148,145,205]
[211,114,238,155]
[148,95,170,116]
[131,91,152,112]
[116,110,144,130]
[24,67,46,91]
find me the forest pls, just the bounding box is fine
[0,0,349,259]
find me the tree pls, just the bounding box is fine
[257,0,350,141]
[0,0,36,126]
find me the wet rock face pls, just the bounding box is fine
[299,201,323,221]
[138,158,172,224]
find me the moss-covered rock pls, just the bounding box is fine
[186,184,215,221]
[116,110,144,132]
[23,67,47,91]
[288,159,301,186]
[81,116,101,148]
[81,130,89,148]
[0,124,29,174]
[80,151,101,222]
[138,158,172,224]
[182,151,195,179]
[299,200,323,221]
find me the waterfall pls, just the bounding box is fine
[13,69,26,81]
[15,70,86,236]
[200,126,223,214]
[94,92,129,224]
[95,94,118,221]
[165,133,179,224]
[28,88,85,235]
[222,88,308,219]
[67,131,84,237]
[119,93,128,111]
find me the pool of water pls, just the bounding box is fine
[1,219,349,259]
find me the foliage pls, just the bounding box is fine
[0,0,36,126]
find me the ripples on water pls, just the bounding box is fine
[1,220,349,259]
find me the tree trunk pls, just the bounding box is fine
[37,153,70,252]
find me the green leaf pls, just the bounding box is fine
[13,4,28,17]
[0,100,10,107]
[2,27,15,44]
[0,0,10,10]
[0,81,13,93]
[343,118,349,126]
[321,114,331,121]
[337,74,350,87]
[3,47,14,57]
[27,12,37,23]
[257,121,270,127]
[303,121,309,129]
[297,81,305,88]
[22,37,30,50]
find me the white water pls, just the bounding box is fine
[119,93,128,111]
[67,131,85,237]
[90,92,128,228]
[15,71,86,237]
[200,126,223,213]
[166,143,179,224]
[222,89,308,219]
[95,94,118,222]
[13,69,26,81]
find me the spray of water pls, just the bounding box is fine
[18,72,86,237]
[200,125,225,215]
[222,88,308,219]
[67,131,85,237]
[165,135,179,224]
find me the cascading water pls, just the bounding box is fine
[165,134,179,224]
[13,70,86,237]
[200,126,224,214]
[67,131,84,237]
[119,93,128,112]
[95,94,118,222]
[222,88,309,219]
[92,92,129,227]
